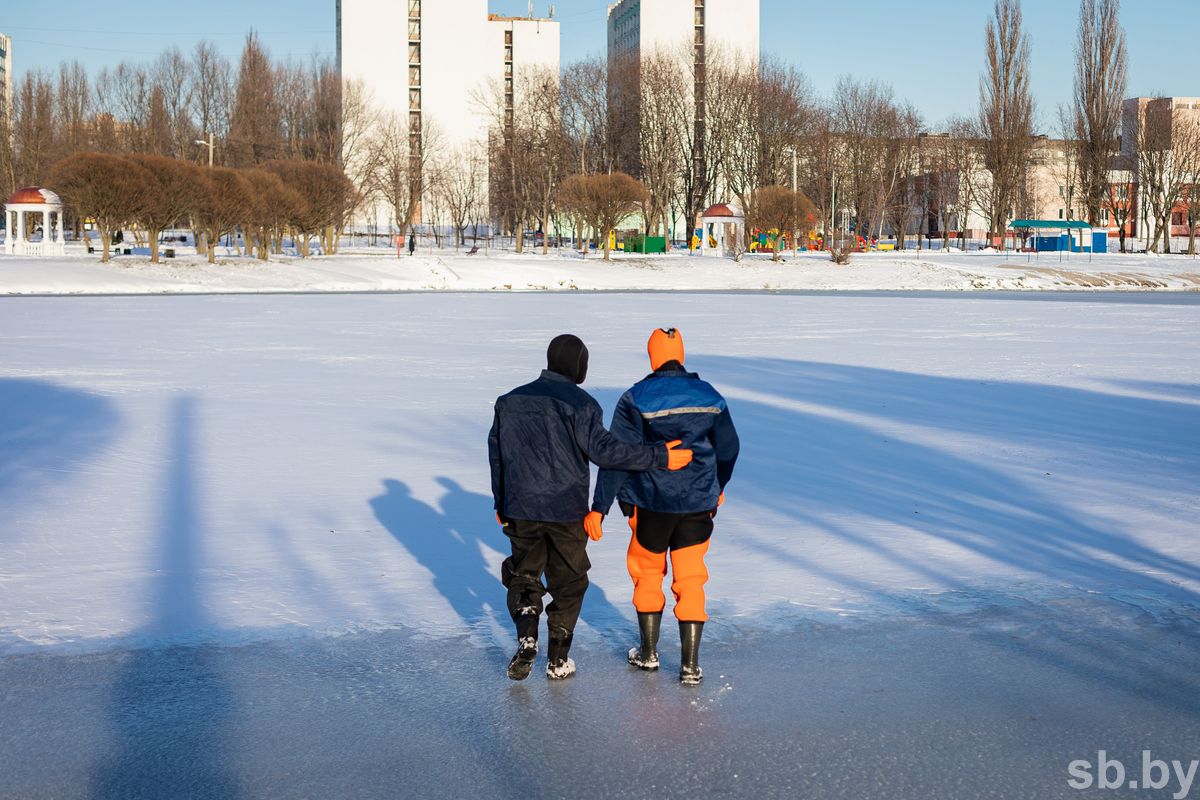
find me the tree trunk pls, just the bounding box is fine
[515,223,524,254]
[100,224,111,263]
[149,228,160,264]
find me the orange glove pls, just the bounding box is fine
[665,440,693,470]
[496,513,509,528]
[584,511,604,542]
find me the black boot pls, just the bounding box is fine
[506,636,538,681]
[627,612,662,670]
[546,626,576,680]
[679,621,704,685]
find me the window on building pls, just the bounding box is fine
[1058,209,1064,219]
[409,65,421,86]
[1102,209,1110,224]
[409,20,420,40]
[409,89,421,110]
[505,31,513,45]
[408,0,420,16]
[409,44,420,64]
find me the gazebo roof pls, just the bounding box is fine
[6,186,62,206]
[702,203,741,219]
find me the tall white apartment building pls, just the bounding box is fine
[337,1,559,228]
[0,34,12,125]
[607,0,759,226]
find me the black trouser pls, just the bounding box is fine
[501,519,590,639]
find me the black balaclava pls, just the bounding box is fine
[546,334,589,385]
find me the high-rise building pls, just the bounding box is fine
[337,1,559,229]
[606,0,759,228]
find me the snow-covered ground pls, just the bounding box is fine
[1,291,1198,798]
[2,244,1200,295]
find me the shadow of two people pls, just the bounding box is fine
[370,477,631,641]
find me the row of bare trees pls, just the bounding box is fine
[47,153,356,263]
[6,0,1195,259]
[0,32,359,197]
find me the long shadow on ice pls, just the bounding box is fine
[699,356,1200,599]
[370,476,629,643]
[696,356,1200,712]
[91,396,240,798]
[0,377,120,509]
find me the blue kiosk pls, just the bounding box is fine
[1010,219,1108,256]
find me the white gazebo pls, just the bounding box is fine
[4,187,67,257]
[700,203,745,258]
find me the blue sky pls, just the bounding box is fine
[3,0,1192,128]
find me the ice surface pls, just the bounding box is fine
[0,291,1197,797]
[0,596,1197,799]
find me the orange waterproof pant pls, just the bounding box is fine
[626,533,710,622]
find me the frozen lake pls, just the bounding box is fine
[1,292,1197,798]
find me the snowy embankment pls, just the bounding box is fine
[1,292,1197,656]
[2,245,1200,295]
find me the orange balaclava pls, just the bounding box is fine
[648,328,685,371]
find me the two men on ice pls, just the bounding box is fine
[487,334,694,680]
[488,328,739,685]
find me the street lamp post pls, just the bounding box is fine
[194,136,215,168]
[783,145,798,254]
[194,136,215,257]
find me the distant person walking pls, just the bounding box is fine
[587,328,740,685]
[407,232,416,256]
[488,334,694,681]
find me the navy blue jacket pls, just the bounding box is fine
[489,370,669,523]
[592,364,739,516]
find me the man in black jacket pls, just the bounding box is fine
[488,334,693,681]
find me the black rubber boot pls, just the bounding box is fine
[679,621,704,685]
[506,636,538,681]
[627,612,662,670]
[546,626,576,680]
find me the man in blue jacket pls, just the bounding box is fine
[488,334,693,681]
[587,328,740,685]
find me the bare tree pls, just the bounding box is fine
[194,167,251,263]
[229,31,281,166]
[978,0,1035,245]
[561,56,611,175]
[125,154,205,262]
[637,50,688,246]
[1073,0,1127,227]
[154,48,196,158]
[12,71,58,188]
[190,41,232,164]
[49,152,153,263]
[1133,100,1200,253]
[57,62,91,160]
[557,172,647,261]
[366,112,441,249]
[437,143,486,250]
[744,186,818,262]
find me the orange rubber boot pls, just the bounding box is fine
[626,533,668,613]
[670,540,710,622]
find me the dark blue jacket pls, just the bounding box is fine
[489,370,669,523]
[592,364,739,516]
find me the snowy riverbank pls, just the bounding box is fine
[3,246,1200,295]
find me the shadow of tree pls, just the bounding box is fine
[91,396,240,797]
[690,356,1200,712]
[0,377,121,507]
